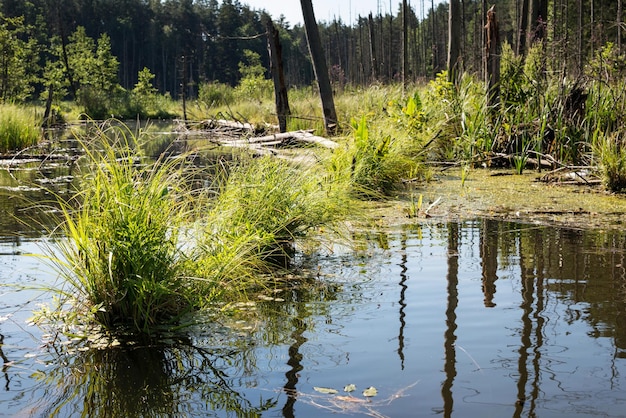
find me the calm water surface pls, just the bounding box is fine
[1,218,626,417]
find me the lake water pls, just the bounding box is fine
[1,216,626,417]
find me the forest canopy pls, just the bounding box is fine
[0,0,623,104]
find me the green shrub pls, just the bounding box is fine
[198,82,235,108]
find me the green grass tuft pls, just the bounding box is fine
[0,104,41,152]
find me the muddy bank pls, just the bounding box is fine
[374,168,626,230]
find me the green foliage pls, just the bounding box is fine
[128,67,175,119]
[586,42,626,83]
[198,81,235,107]
[500,41,528,108]
[0,104,40,152]
[0,14,38,101]
[193,156,349,287]
[235,49,272,102]
[45,27,121,118]
[328,115,420,197]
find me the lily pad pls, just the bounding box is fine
[314,386,338,394]
[362,386,378,397]
[344,383,357,392]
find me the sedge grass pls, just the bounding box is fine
[36,120,354,334]
[190,155,352,300]
[45,121,198,333]
[0,104,41,152]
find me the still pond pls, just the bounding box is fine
[1,127,626,416]
[2,212,626,416]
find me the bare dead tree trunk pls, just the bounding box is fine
[485,5,501,109]
[619,0,623,54]
[447,0,462,84]
[300,0,338,135]
[431,0,437,77]
[368,13,379,81]
[578,0,583,73]
[517,0,529,56]
[266,19,291,133]
[403,0,409,87]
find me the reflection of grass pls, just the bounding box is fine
[33,336,277,417]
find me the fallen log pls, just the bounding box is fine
[248,130,338,149]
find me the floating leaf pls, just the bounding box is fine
[362,386,378,397]
[314,386,338,394]
[344,384,357,392]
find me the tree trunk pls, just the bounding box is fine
[528,0,547,45]
[403,0,409,86]
[485,5,500,109]
[300,0,338,135]
[619,0,623,54]
[431,0,437,77]
[266,19,291,133]
[368,13,379,81]
[447,0,462,84]
[578,0,583,73]
[517,0,529,56]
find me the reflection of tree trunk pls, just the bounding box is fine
[282,318,307,418]
[397,233,409,369]
[514,227,545,417]
[442,223,459,418]
[0,334,10,390]
[480,219,498,307]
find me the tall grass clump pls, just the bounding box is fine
[593,130,626,193]
[190,155,350,299]
[329,115,425,197]
[47,122,197,332]
[37,120,354,334]
[0,104,40,152]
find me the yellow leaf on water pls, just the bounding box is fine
[362,386,378,397]
[314,386,338,394]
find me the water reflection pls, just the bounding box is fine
[31,336,277,417]
[5,217,626,416]
[441,223,459,417]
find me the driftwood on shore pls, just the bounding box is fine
[176,119,339,151]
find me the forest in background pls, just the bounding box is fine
[1,0,624,103]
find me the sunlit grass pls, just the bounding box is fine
[0,104,41,152]
[36,120,353,334]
